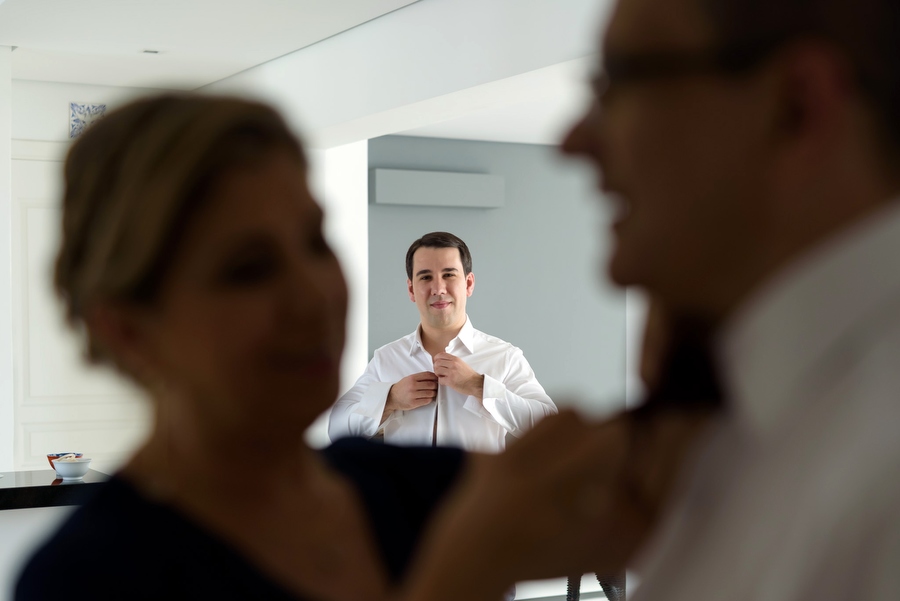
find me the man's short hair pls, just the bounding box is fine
[702,0,900,158]
[405,232,473,279]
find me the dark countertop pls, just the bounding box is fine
[0,469,109,510]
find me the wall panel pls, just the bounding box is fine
[11,146,149,472]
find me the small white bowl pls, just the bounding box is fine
[52,457,92,480]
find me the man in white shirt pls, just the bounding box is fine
[559,0,900,599]
[328,232,557,452]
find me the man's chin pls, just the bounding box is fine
[606,250,642,289]
[427,315,458,329]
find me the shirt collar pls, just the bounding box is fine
[454,317,476,353]
[717,200,900,437]
[410,316,476,355]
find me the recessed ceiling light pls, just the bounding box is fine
[142,50,160,54]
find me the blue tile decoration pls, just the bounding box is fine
[69,102,107,139]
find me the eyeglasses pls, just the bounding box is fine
[593,34,789,101]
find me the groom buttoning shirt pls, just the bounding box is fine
[328,231,557,453]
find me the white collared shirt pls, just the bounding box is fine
[328,318,557,452]
[632,202,900,601]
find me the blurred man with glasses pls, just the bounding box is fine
[562,0,900,599]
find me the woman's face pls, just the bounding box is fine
[133,150,348,433]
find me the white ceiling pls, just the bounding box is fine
[0,0,420,89]
[0,0,596,145]
[397,57,593,146]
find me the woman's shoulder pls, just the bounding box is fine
[24,476,158,557]
[15,476,170,599]
[14,475,299,601]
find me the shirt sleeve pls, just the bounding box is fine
[327,354,397,441]
[475,347,557,438]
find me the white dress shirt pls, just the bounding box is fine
[328,317,557,452]
[631,202,900,601]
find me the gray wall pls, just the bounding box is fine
[367,135,626,415]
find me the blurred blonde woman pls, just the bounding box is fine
[15,95,621,601]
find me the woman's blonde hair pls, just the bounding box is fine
[55,94,305,364]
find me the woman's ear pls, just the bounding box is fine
[85,303,158,382]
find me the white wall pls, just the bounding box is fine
[4,81,170,473]
[0,47,13,471]
[11,80,168,142]
[305,141,369,448]
[11,150,154,474]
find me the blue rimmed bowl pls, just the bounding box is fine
[47,453,83,471]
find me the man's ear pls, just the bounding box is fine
[776,41,854,147]
[466,272,475,297]
[408,279,416,302]
[85,303,156,379]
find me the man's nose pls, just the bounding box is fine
[431,279,446,296]
[560,116,586,155]
[560,101,603,159]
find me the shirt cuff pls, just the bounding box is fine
[351,381,395,422]
[461,374,503,421]
[483,374,525,431]
[482,374,507,403]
